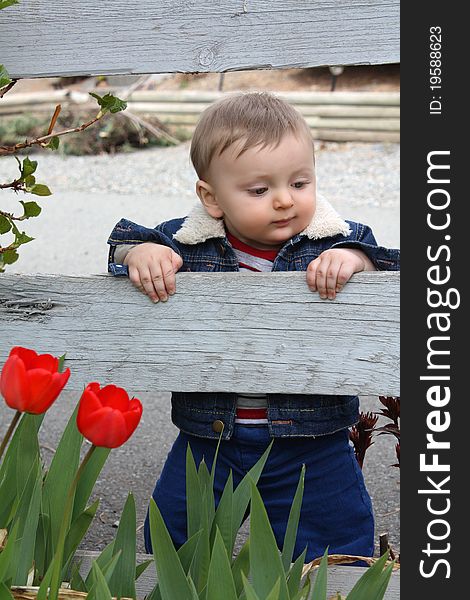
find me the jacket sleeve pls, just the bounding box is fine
[330,222,400,271]
[107,218,182,276]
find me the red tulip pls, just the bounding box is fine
[77,382,143,448]
[0,346,70,414]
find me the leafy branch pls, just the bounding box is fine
[0,88,127,272]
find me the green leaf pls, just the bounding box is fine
[29,183,52,196]
[241,573,262,600]
[136,559,152,581]
[210,469,233,554]
[309,548,328,600]
[0,583,14,600]
[107,493,137,599]
[21,157,38,178]
[232,441,272,540]
[20,200,42,218]
[8,459,42,584]
[370,562,395,600]
[87,562,113,600]
[187,493,210,594]
[0,521,19,582]
[0,1,20,12]
[85,541,115,590]
[0,215,11,234]
[1,249,18,265]
[14,230,34,245]
[205,529,237,600]
[346,552,390,600]
[186,443,202,538]
[41,404,82,569]
[69,559,88,593]
[149,499,194,600]
[286,547,307,599]
[23,175,36,187]
[46,136,60,150]
[250,481,289,600]
[0,64,12,89]
[177,530,202,574]
[58,353,67,373]
[63,500,100,568]
[281,464,305,572]
[197,458,215,529]
[89,92,127,114]
[72,445,110,522]
[231,538,250,597]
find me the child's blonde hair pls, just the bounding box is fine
[190,91,314,180]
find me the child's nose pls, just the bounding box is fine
[273,189,294,209]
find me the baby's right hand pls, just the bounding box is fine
[124,243,183,303]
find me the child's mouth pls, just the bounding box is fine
[273,218,293,227]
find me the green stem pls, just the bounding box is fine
[48,444,97,600]
[0,410,21,460]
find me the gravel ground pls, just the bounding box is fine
[1,141,399,275]
[0,141,400,556]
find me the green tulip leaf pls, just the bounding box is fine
[0,215,11,234]
[210,469,233,554]
[231,538,250,597]
[186,443,203,539]
[20,200,42,219]
[241,573,262,600]
[346,552,390,600]
[89,92,127,114]
[72,445,110,522]
[149,499,194,600]
[232,440,272,540]
[0,520,20,582]
[281,464,305,572]
[250,480,290,600]
[63,500,100,569]
[69,560,88,593]
[107,493,137,599]
[309,548,328,599]
[0,582,15,600]
[205,528,237,600]
[85,541,115,590]
[177,530,202,574]
[286,547,308,599]
[87,562,113,600]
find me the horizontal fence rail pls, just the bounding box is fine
[0,0,400,79]
[0,272,400,396]
[0,90,400,143]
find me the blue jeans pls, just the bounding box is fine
[143,426,374,561]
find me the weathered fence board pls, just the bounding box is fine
[71,551,400,599]
[0,272,399,395]
[0,0,400,79]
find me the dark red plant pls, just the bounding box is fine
[349,411,379,469]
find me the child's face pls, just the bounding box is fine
[197,133,316,250]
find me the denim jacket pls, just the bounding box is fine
[108,196,400,440]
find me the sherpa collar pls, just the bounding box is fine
[172,194,351,245]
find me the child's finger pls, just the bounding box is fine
[306,258,319,291]
[161,258,177,297]
[335,263,355,293]
[148,262,169,302]
[314,255,332,299]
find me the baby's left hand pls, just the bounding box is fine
[306,248,376,300]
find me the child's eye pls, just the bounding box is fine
[293,181,308,189]
[249,187,268,196]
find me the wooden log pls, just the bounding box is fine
[0,1,399,79]
[127,90,401,106]
[0,272,400,396]
[124,101,400,118]
[70,551,400,599]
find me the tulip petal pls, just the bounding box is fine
[33,353,59,373]
[77,385,104,431]
[98,384,130,411]
[10,347,39,370]
[123,407,142,439]
[80,407,128,448]
[0,354,30,411]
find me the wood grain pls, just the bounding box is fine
[0,272,399,395]
[0,0,400,79]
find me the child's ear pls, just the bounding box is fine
[196,180,224,219]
